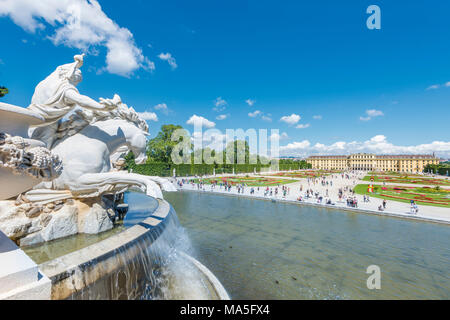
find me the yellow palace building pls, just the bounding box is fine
[306,153,440,173]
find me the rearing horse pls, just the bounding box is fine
[27,117,176,202]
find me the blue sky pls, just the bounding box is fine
[1,0,450,157]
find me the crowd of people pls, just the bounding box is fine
[175,170,422,216]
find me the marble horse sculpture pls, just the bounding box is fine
[1,54,175,203]
[26,103,176,202]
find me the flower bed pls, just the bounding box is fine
[192,176,292,187]
[363,175,450,186]
[355,184,450,208]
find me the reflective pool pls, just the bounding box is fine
[164,191,450,299]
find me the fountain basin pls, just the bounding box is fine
[37,199,229,300]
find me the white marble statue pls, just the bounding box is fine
[28,54,119,149]
[0,54,176,245]
[2,54,175,202]
[28,103,176,201]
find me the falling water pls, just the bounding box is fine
[64,205,217,300]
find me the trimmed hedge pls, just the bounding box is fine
[129,161,312,177]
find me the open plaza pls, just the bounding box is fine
[177,169,450,224]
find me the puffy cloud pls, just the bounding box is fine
[245,99,255,106]
[186,115,216,128]
[366,109,384,117]
[0,0,154,77]
[249,110,272,121]
[154,103,169,115]
[279,135,450,158]
[270,132,289,141]
[295,123,310,129]
[426,82,450,90]
[426,84,440,90]
[158,52,177,69]
[137,111,158,122]
[213,97,227,112]
[360,109,384,121]
[191,130,227,151]
[216,114,228,120]
[280,113,301,125]
[248,110,261,118]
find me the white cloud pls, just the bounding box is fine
[245,99,255,106]
[426,81,450,90]
[248,110,261,118]
[366,109,384,117]
[427,84,440,90]
[154,103,169,115]
[280,113,301,125]
[270,132,289,141]
[213,97,227,112]
[216,114,228,120]
[279,135,450,158]
[295,123,310,129]
[0,0,154,77]
[360,109,384,121]
[191,130,227,151]
[261,115,272,122]
[158,52,177,70]
[186,115,216,128]
[313,115,322,120]
[137,111,158,122]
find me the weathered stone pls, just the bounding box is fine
[19,231,44,246]
[80,203,113,234]
[40,212,52,227]
[16,203,31,214]
[41,205,78,242]
[54,204,64,212]
[46,203,55,210]
[43,206,52,213]
[25,206,42,218]
[27,225,42,234]
[0,218,32,240]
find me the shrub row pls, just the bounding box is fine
[129,162,311,177]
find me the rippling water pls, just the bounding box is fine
[164,190,450,299]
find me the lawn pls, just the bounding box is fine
[354,184,450,208]
[192,176,294,187]
[362,175,450,186]
[268,170,341,179]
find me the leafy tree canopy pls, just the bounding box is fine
[146,124,190,163]
[0,86,8,98]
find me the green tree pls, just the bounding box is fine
[123,151,136,171]
[224,140,250,164]
[0,86,8,98]
[146,124,191,163]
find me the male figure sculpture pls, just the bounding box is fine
[28,54,119,148]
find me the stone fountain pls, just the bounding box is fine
[0,55,188,299]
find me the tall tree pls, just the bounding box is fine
[146,124,191,163]
[224,140,250,164]
[0,86,8,97]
